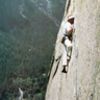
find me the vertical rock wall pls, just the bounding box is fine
[45,0,100,100]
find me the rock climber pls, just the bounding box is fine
[61,16,74,73]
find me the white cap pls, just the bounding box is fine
[68,15,74,20]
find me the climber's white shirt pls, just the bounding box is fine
[61,21,74,35]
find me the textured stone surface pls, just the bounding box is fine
[45,0,100,100]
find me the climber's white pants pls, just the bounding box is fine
[62,47,68,66]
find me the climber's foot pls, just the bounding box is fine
[62,66,67,73]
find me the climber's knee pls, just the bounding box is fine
[64,37,72,47]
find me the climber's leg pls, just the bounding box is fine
[67,46,72,59]
[62,47,68,73]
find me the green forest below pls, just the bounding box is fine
[0,0,66,99]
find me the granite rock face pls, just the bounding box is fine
[45,0,100,100]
